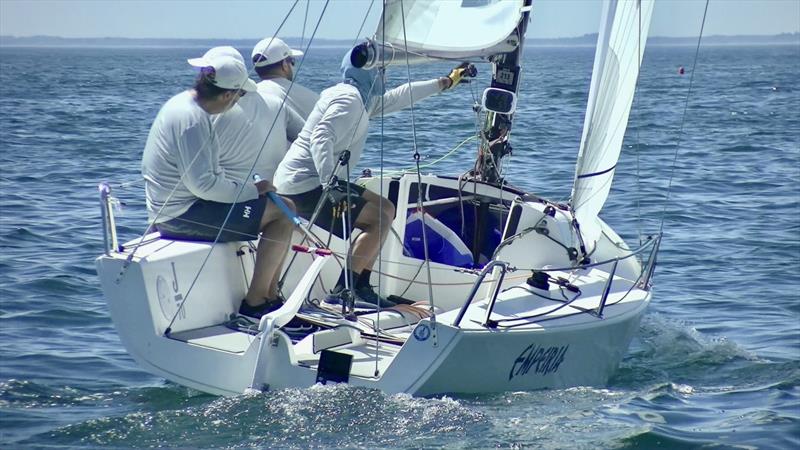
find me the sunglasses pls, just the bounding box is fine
[224,89,245,98]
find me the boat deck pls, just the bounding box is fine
[169,324,257,354]
[168,320,402,379]
[438,268,648,330]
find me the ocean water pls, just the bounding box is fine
[1,43,798,449]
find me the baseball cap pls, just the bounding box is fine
[187,49,257,92]
[251,37,304,68]
[188,46,245,65]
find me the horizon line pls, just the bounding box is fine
[2,31,798,41]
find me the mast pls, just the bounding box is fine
[474,0,532,185]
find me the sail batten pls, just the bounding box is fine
[571,0,654,245]
[375,0,526,60]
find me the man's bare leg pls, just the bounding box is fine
[244,200,294,306]
[351,190,395,274]
[326,191,395,307]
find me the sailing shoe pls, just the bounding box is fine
[323,288,352,306]
[238,297,283,320]
[386,294,416,306]
[324,287,395,309]
[354,285,396,308]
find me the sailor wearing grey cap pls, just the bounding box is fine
[252,37,319,143]
[142,47,293,320]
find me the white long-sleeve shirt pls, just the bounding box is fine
[142,91,259,223]
[274,78,442,195]
[256,78,319,143]
[214,93,288,183]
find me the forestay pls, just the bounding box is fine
[375,0,525,60]
[571,0,654,245]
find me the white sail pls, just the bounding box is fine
[571,0,654,245]
[375,0,526,60]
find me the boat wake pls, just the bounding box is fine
[25,384,484,448]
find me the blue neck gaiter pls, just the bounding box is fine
[341,48,384,107]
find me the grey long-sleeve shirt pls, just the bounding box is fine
[273,78,442,195]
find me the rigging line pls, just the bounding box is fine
[233,7,349,285]
[635,0,642,246]
[113,178,144,189]
[280,0,380,323]
[374,0,386,377]
[239,0,330,198]
[500,259,654,326]
[119,0,305,278]
[339,0,382,324]
[164,0,331,333]
[373,269,530,287]
[398,0,437,328]
[250,3,339,260]
[163,143,245,333]
[381,44,490,64]
[277,0,302,40]
[254,0,301,60]
[458,172,467,237]
[328,0,383,186]
[375,135,477,176]
[120,114,226,276]
[300,0,309,49]
[352,0,376,48]
[342,173,354,314]
[318,0,381,321]
[659,0,709,235]
[395,259,425,299]
[470,80,482,183]
[473,112,487,176]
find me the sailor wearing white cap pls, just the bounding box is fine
[251,37,319,143]
[187,51,258,94]
[142,47,293,320]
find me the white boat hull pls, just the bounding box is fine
[96,175,657,397]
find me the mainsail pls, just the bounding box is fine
[571,0,654,245]
[375,0,526,60]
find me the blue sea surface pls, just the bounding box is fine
[1,43,799,449]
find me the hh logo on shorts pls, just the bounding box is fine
[243,206,252,219]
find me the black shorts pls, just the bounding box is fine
[156,196,268,242]
[284,181,366,239]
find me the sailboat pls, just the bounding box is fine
[95,0,660,396]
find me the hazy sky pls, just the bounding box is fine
[1,0,798,40]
